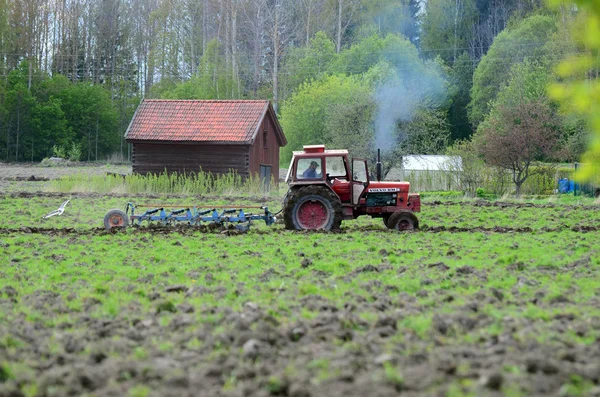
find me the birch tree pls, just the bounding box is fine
[241,0,267,96]
[332,0,361,53]
[265,0,299,112]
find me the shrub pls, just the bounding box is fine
[52,145,67,159]
[68,142,82,162]
[445,140,486,196]
[556,167,575,180]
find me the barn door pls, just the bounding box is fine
[260,164,272,192]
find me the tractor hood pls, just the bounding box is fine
[366,181,410,193]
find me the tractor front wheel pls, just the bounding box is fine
[283,186,342,231]
[104,209,129,230]
[386,210,418,231]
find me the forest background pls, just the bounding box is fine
[0,0,595,179]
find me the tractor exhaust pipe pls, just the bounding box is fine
[376,149,382,182]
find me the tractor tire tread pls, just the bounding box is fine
[104,209,129,230]
[283,185,342,231]
[387,210,418,231]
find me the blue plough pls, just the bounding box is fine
[103,203,277,231]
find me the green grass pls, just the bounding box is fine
[1,194,599,396]
[2,227,596,322]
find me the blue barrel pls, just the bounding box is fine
[558,178,569,193]
[569,180,576,192]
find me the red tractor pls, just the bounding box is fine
[282,145,421,231]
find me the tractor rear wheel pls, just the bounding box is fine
[283,186,342,231]
[387,210,418,231]
[104,209,129,230]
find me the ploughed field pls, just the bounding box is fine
[1,192,600,397]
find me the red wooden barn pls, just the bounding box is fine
[125,99,287,180]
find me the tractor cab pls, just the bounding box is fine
[286,145,365,204]
[285,145,349,183]
[283,145,420,231]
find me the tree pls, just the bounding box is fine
[468,14,558,127]
[0,0,570,164]
[149,0,183,83]
[58,83,118,161]
[446,139,485,196]
[298,0,328,45]
[361,0,421,46]
[371,55,449,157]
[398,107,450,155]
[325,89,384,172]
[330,33,386,75]
[0,0,11,74]
[332,0,362,53]
[448,52,474,141]
[483,55,587,162]
[559,115,588,162]
[468,0,545,62]
[265,0,299,112]
[474,100,560,196]
[330,33,420,76]
[4,84,37,162]
[0,79,7,160]
[421,0,478,64]
[280,30,450,167]
[155,38,239,99]
[241,0,268,96]
[30,98,71,160]
[281,32,337,98]
[495,60,552,108]
[279,73,372,163]
[130,0,161,94]
[547,0,600,182]
[4,63,39,162]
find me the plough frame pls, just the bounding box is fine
[103,203,276,231]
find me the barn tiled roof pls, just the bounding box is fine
[125,100,282,144]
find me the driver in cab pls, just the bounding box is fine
[302,161,320,178]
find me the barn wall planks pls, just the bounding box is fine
[248,117,281,181]
[132,142,250,176]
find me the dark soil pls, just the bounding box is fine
[2,272,600,397]
[1,224,598,236]
[428,199,600,210]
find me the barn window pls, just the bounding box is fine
[263,129,268,148]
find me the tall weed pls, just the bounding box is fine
[48,170,278,196]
